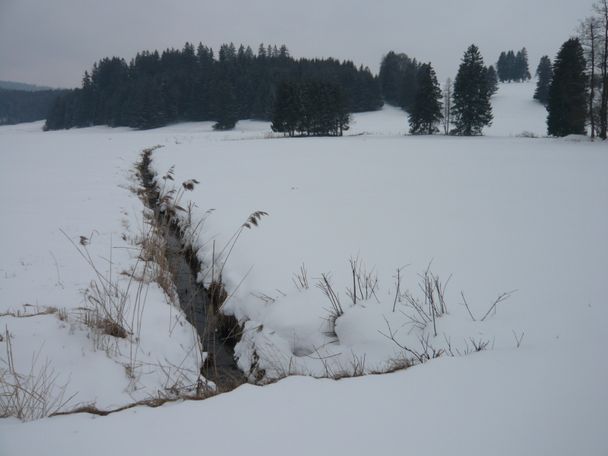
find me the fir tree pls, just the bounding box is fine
[547,38,587,137]
[534,56,553,105]
[409,63,443,134]
[452,45,493,136]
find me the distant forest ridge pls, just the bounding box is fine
[0,88,68,126]
[44,42,385,130]
[0,80,54,92]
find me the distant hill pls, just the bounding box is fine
[0,80,53,92]
[0,87,69,125]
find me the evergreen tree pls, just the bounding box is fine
[452,45,493,136]
[485,65,499,96]
[506,51,517,81]
[400,60,419,112]
[213,81,238,130]
[271,81,301,136]
[409,63,443,134]
[547,38,588,137]
[534,56,553,105]
[379,52,420,108]
[497,52,509,82]
[515,48,531,81]
[379,52,404,105]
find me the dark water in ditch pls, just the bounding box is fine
[139,151,244,387]
[164,226,244,386]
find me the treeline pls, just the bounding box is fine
[0,89,67,125]
[496,49,531,82]
[44,43,382,131]
[271,81,349,136]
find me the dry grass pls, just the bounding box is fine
[0,329,76,420]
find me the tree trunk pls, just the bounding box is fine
[600,1,608,139]
[590,22,596,138]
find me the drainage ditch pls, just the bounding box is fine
[138,148,244,388]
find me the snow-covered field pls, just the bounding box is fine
[0,126,202,412]
[1,82,607,455]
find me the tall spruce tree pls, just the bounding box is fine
[271,81,301,136]
[486,65,499,96]
[506,51,517,81]
[497,52,509,82]
[452,45,493,135]
[409,63,443,134]
[534,56,553,105]
[547,38,588,136]
[212,81,238,130]
[515,48,531,81]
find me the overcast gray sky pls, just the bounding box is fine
[0,0,595,88]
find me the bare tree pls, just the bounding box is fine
[594,0,608,139]
[579,17,601,138]
[442,78,452,135]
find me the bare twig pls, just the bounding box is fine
[480,290,517,322]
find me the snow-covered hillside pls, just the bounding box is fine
[1,82,607,455]
[486,81,548,137]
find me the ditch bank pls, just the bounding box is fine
[137,147,244,389]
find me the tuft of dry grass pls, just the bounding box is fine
[0,329,77,420]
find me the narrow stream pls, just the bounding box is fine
[138,149,244,388]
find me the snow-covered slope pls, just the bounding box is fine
[486,81,548,137]
[1,82,607,455]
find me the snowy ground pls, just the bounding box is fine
[1,82,607,455]
[0,126,202,414]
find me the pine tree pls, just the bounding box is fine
[547,38,588,137]
[452,45,493,136]
[409,63,443,134]
[534,56,553,105]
